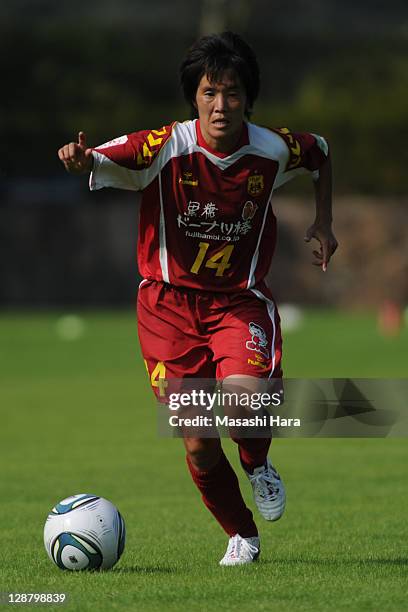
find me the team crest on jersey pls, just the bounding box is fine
[241,200,258,221]
[179,172,198,187]
[247,173,264,196]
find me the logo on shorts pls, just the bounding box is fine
[254,353,266,363]
[245,322,269,359]
[247,173,264,196]
[242,200,258,221]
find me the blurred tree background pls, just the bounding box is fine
[2,0,408,192]
[0,0,407,306]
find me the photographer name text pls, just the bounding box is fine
[168,415,300,428]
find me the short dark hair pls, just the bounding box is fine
[180,31,260,119]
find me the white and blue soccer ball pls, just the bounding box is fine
[44,494,126,571]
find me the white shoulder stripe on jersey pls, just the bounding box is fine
[250,288,277,378]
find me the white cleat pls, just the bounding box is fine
[219,534,260,566]
[245,459,286,521]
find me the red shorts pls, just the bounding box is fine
[137,280,282,398]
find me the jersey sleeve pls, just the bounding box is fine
[89,123,175,192]
[271,127,329,189]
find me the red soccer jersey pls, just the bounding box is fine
[90,120,328,292]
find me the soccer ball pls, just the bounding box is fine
[44,494,126,571]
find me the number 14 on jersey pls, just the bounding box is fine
[190,242,234,277]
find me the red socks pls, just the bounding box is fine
[233,436,271,474]
[186,451,258,538]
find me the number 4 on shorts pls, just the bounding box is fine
[144,360,168,397]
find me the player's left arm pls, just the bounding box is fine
[304,152,338,272]
[272,127,339,272]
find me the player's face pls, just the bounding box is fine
[195,71,247,153]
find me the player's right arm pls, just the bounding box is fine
[58,124,175,192]
[58,131,94,175]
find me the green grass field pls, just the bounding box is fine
[0,311,407,611]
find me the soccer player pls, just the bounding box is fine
[58,32,337,565]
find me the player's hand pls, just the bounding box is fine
[58,131,94,175]
[304,222,338,272]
